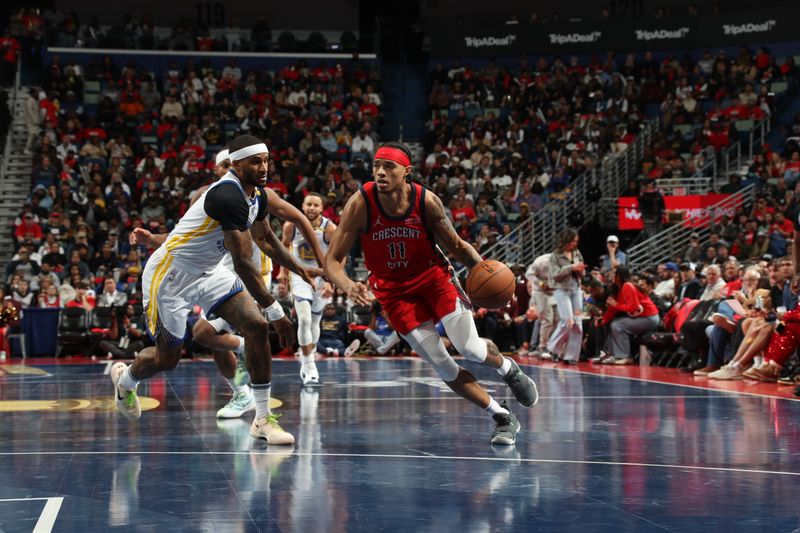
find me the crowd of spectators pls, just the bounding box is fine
[7,51,383,356]
[510,195,800,392]
[8,7,355,53]
[419,46,798,261]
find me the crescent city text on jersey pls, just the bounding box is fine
[371,227,422,241]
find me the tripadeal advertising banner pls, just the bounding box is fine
[431,7,800,58]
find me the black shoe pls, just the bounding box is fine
[491,402,521,445]
[502,358,539,407]
[679,357,705,373]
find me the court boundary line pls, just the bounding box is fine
[33,497,63,533]
[524,363,800,402]
[0,451,796,478]
[0,497,64,533]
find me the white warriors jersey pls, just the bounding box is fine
[157,172,263,275]
[290,216,330,267]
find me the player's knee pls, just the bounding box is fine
[448,328,487,362]
[241,316,269,342]
[458,335,488,363]
[155,351,181,371]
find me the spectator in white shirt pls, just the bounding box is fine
[351,129,375,160]
[56,135,78,162]
[97,277,128,308]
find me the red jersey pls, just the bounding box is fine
[359,181,467,334]
[359,181,447,283]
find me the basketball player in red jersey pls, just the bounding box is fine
[325,142,538,445]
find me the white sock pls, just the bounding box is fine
[485,397,509,417]
[234,336,245,355]
[252,382,271,419]
[496,357,512,376]
[119,366,140,391]
[300,350,314,364]
[225,377,249,396]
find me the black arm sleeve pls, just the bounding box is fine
[255,187,268,221]
[204,183,249,231]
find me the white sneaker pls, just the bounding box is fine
[110,362,141,420]
[376,342,393,355]
[708,365,744,380]
[300,361,319,385]
[250,413,295,445]
[540,351,553,360]
[344,339,360,357]
[216,388,256,418]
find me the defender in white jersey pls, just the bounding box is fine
[282,193,358,384]
[130,149,322,419]
[113,135,324,446]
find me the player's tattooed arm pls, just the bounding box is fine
[223,228,277,308]
[425,192,483,269]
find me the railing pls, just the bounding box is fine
[457,119,657,275]
[721,116,771,179]
[0,59,21,181]
[656,177,713,196]
[626,183,756,271]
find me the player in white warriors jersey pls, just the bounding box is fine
[131,147,322,419]
[282,193,359,384]
[113,135,324,445]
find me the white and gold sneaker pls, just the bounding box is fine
[250,413,295,445]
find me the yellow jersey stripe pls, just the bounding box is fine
[147,216,219,334]
[164,216,219,252]
[147,253,174,333]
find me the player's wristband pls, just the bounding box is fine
[265,301,285,322]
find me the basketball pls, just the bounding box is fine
[465,260,515,309]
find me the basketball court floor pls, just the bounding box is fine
[1,356,799,532]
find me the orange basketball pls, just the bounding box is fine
[465,260,515,309]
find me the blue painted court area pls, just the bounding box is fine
[1,358,800,532]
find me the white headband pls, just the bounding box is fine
[215,149,230,165]
[229,143,268,162]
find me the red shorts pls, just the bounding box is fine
[369,265,469,335]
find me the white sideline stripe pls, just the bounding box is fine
[316,395,735,401]
[528,364,800,402]
[0,451,795,477]
[33,497,64,533]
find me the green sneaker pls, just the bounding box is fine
[216,388,255,419]
[233,355,251,387]
[111,362,141,420]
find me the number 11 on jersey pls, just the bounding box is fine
[386,242,408,269]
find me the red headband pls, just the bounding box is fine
[374,146,411,167]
